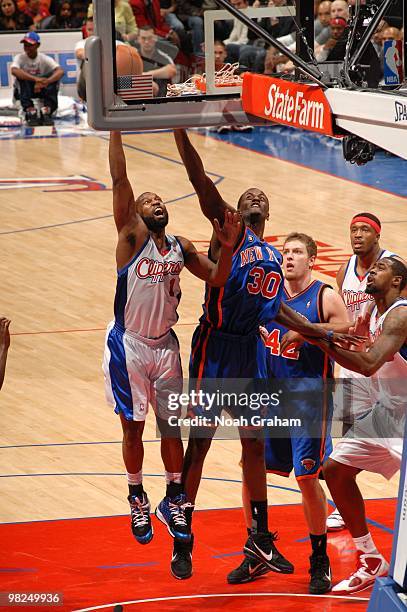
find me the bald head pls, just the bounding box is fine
[318,1,332,27]
[331,0,349,21]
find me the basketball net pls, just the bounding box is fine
[167,63,243,97]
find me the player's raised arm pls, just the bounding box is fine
[109,131,138,232]
[314,307,407,377]
[173,129,235,223]
[179,211,241,287]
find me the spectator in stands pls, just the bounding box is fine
[239,0,296,71]
[45,0,81,28]
[160,0,184,35]
[315,0,331,45]
[130,0,170,39]
[263,44,289,74]
[382,26,401,42]
[315,16,346,61]
[214,39,227,71]
[74,15,94,100]
[137,25,176,95]
[114,0,138,41]
[330,0,348,21]
[175,0,205,56]
[223,0,248,63]
[71,0,87,22]
[372,19,389,56]
[11,31,64,126]
[0,0,33,30]
[324,6,381,87]
[24,0,50,26]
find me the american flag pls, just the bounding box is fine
[117,74,154,100]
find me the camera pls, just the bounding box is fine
[342,135,376,165]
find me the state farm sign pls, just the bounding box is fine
[242,74,335,136]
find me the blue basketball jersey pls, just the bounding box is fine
[199,228,283,336]
[265,279,333,379]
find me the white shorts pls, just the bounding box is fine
[103,322,183,421]
[334,367,374,423]
[330,436,403,480]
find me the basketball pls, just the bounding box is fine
[116,44,143,76]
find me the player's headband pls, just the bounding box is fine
[350,216,381,234]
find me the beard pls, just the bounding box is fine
[142,212,169,232]
[365,284,378,294]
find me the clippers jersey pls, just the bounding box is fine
[113,234,184,339]
[342,250,395,321]
[369,299,407,414]
[199,228,283,335]
[265,280,333,379]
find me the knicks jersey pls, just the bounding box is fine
[199,228,283,335]
[265,280,333,379]
[342,250,395,321]
[369,299,407,414]
[113,234,184,339]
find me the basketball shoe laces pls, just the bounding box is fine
[130,497,150,530]
[168,496,193,529]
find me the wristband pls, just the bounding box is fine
[326,330,334,343]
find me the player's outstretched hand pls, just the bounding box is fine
[213,211,241,249]
[0,318,10,351]
[331,331,367,349]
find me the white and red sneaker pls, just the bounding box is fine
[332,552,389,594]
[326,508,346,532]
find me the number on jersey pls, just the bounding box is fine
[265,329,299,360]
[247,267,282,299]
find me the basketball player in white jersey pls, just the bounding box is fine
[327,212,396,531]
[314,257,407,594]
[103,132,241,563]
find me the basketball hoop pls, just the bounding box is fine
[167,63,243,97]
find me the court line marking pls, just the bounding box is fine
[73,591,370,611]
[0,474,394,534]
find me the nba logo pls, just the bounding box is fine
[383,40,403,86]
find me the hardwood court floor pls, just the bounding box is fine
[0,125,404,530]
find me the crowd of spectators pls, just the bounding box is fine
[2,0,405,106]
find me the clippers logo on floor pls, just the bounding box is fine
[0,175,106,192]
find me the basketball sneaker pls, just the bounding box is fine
[25,108,40,127]
[128,493,153,545]
[243,531,294,574]
[227,556,271,584]
[171,534,194,580]
[155,493,192,541]
[332,552,389,594]
[326,508,346,532]
[40,107,54,126]
[309,553,332,594]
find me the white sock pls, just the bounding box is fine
[165,471,182,484]
[353,533,378,555]
[127,470,142,486]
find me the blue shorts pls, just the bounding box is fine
[264,380,333,479]
[188,323,267,422]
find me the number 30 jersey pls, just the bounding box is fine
[199,227,283,336]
